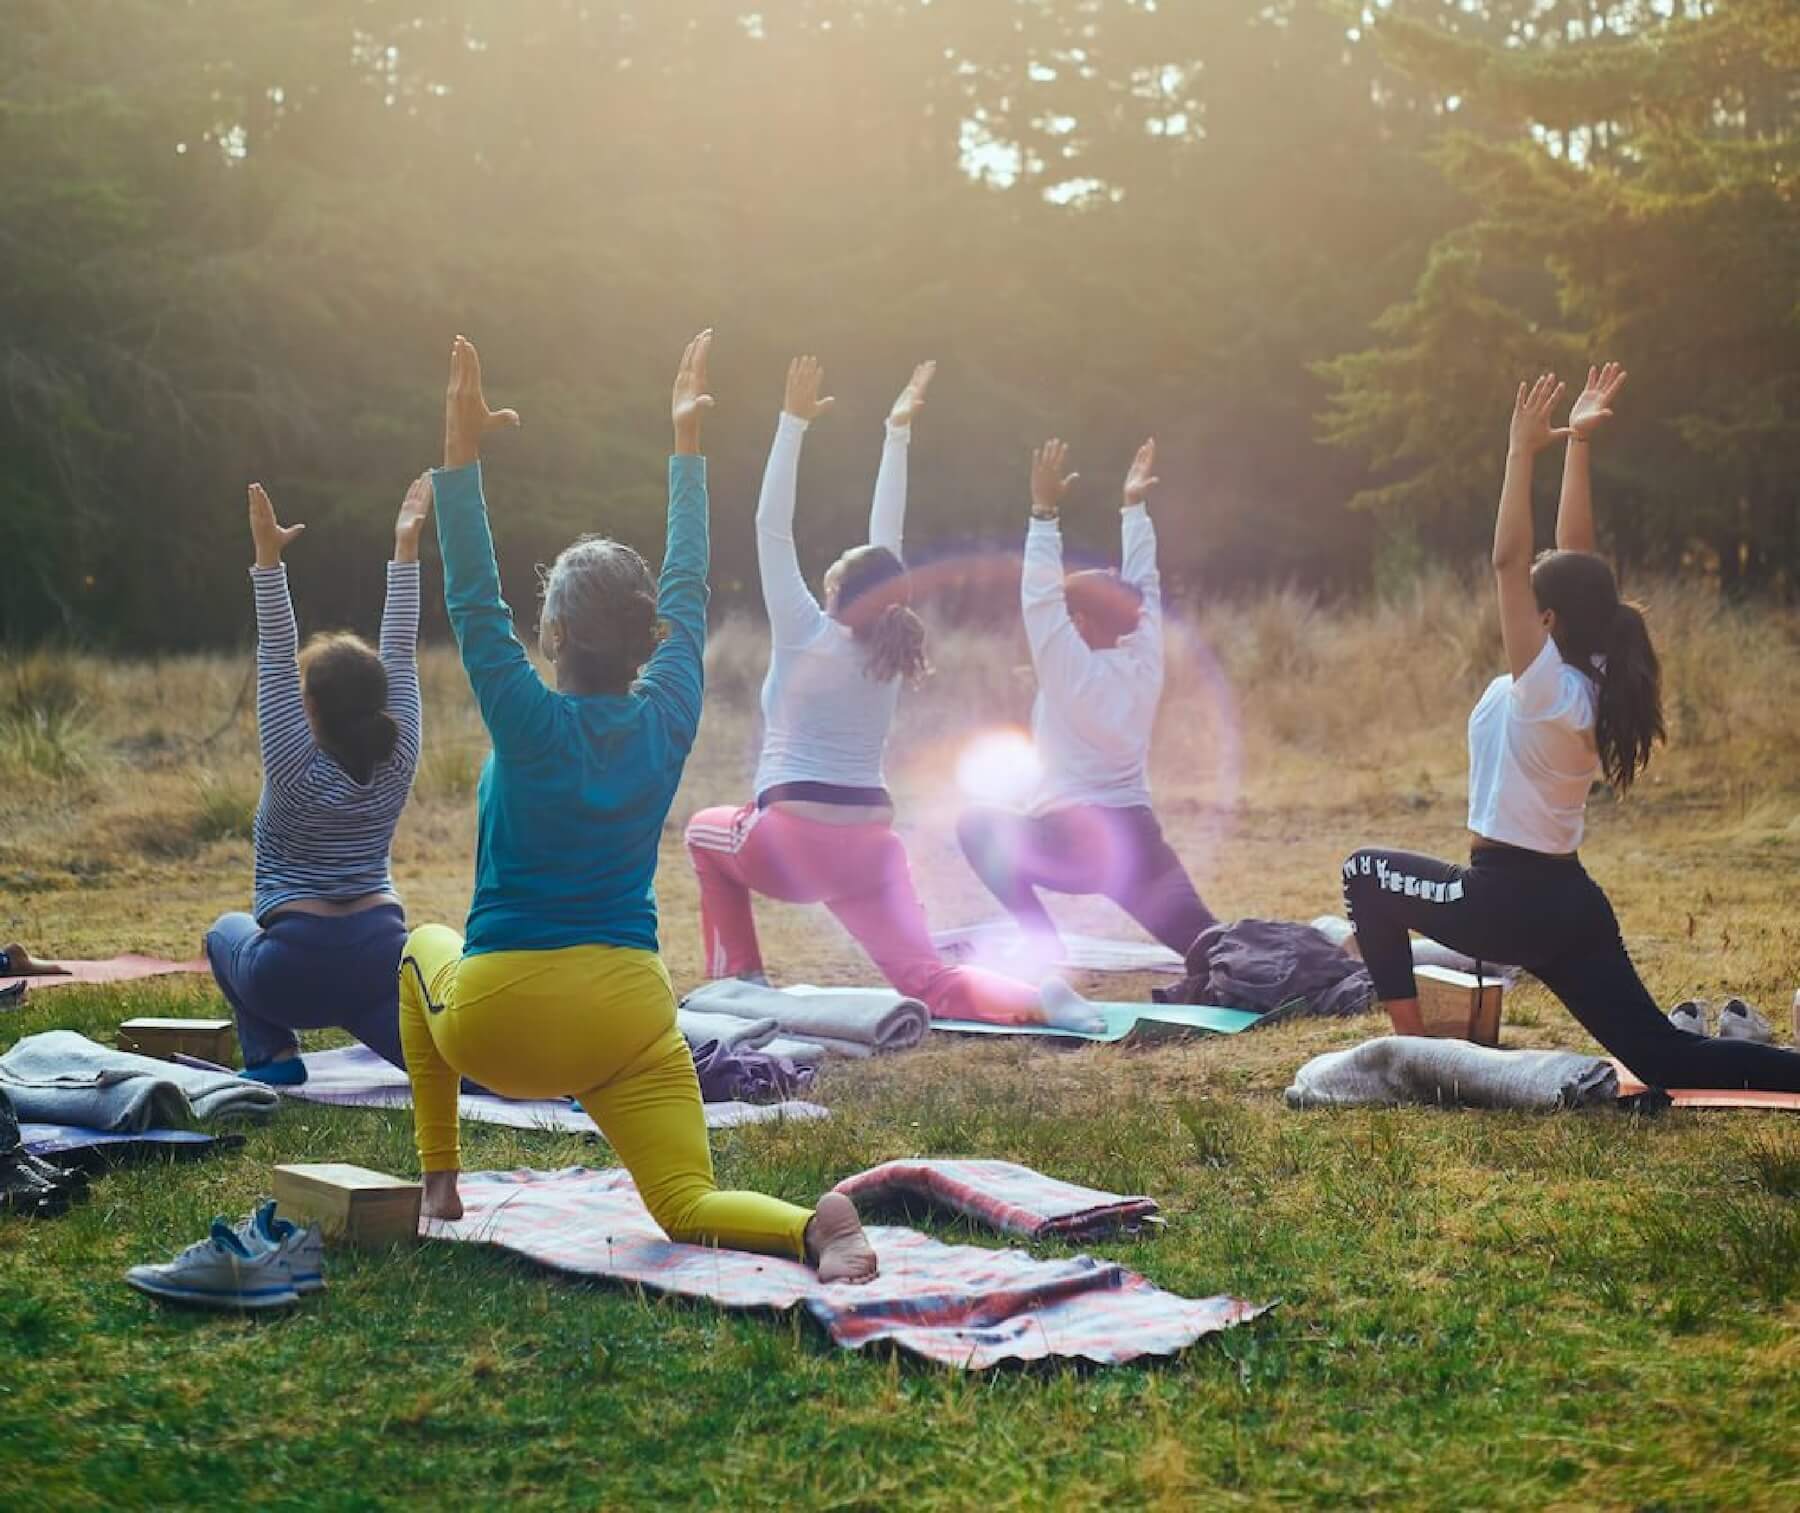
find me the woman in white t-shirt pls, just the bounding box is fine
[685,357,1100,1029]
[1343,365,1800,1093]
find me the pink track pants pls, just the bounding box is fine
[684,804,1044,1025]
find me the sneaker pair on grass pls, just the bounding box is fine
[125,1200,325,1310]
[1667,998,1777,1043]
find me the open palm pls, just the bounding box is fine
[1569,361,1628,439]
[887,360,937,428]
[1123,437,1160,506]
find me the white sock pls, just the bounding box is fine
[1038,978,1105,1033]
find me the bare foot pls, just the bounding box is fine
[421,1169,463,1221]
[805,1192,878,1284]
[1038,977,1106,1034]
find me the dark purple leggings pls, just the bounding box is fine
[958,803,1215,957]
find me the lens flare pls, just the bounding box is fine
[955,728,1042,806]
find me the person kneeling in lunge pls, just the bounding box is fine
[203,474,431,1083]
[957,437,1218,971]
[398,332,875,1283]
[683,356,1102,1031]
[1343,365,1800,1094]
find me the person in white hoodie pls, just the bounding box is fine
[957,437,1217,965]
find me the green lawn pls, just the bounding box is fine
[3,976,1798,1509]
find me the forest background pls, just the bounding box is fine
[2,0,1796,650]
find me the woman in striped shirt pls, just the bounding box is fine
[202,477,429,1085]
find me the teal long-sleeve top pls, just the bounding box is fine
[431,456,709,956]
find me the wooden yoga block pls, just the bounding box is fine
[272,1163,423,1247]
[1414,965,1504,1047]
[116,1016,238,1065]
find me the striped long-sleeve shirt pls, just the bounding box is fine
[250,561,422,921]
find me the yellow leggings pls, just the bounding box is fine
[397,924,811,1261]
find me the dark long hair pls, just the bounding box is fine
[538,536,665,696]
[834,545,929,686]
[299,632,398,784]
[1530,550,1665,791]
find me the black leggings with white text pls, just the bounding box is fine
[1342,845,1800,1093]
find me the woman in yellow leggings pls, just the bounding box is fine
[399,333,876,1284]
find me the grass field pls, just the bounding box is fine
[3,576,1799,1507]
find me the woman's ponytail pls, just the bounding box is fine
[1595,600,1665,792]
[858,602,931,687]
[299,631,397,785]
[341,709,400,786]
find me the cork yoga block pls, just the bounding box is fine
[116,1017,238,1065]
[1414,966,1505,1047]
[272,1163,424,1247]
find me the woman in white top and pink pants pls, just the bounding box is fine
[685,358,1095,1027]
[1343,365,1800,1093]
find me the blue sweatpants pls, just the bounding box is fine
[205,905,407,1070]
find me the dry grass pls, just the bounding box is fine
[3,573,1800,1507]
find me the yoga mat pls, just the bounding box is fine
[427,1166,1269,1369]
[1611,1062,1800,1110]
[20,1123,234,1164]
[1,955,211,997]
[291,1045,829,1131]
[834,1159,1160,1241]
[933,923,1186,976]
[931,1002,1261,1045]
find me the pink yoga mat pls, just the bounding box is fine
[1,955,210,996]
[1612,1061,1800,1110]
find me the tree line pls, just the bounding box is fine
[2,0,1794,649]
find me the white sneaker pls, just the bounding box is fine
[125,1219,299,1309]
[238,1198,326,1295]
[1717,998,1775,1045]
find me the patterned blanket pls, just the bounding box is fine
[292,1044,829,1131]
[428,1166,1267,1369]
[833,1158,1160,1241]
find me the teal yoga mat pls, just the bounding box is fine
[931,1003,1261,1044]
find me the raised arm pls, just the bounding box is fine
[1020,438,1097,686]
[1556,361,1627,553]
[432,336,556,755]
[1119,437,1164,641]
[1494,373,1569,678]
[379,472,430,770]
[756,356,834,646]
[638,330,716,743]
[868,360,934,554]
[246,483,315,790]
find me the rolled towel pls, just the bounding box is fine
[1285,1035,1618,1112]
[680,979,929,1057]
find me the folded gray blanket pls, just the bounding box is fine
[0,1030,280,1131]
[679,980,930,1058]
[676,1009,781,1055]
[1284,1035,1618,1112]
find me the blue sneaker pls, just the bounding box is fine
[237,1199,326,1295]
[239,1057,308,1087]
[125,1219,300,1309]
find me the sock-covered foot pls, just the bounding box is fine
[734,970,772,988]
[1038,978,1107,1034]
[1717,997,1775,1044]
[421,1169,463,1222]
[806,1192,878,1285]
[240,1056,308,1087]
[1666,1000,1708,1037]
